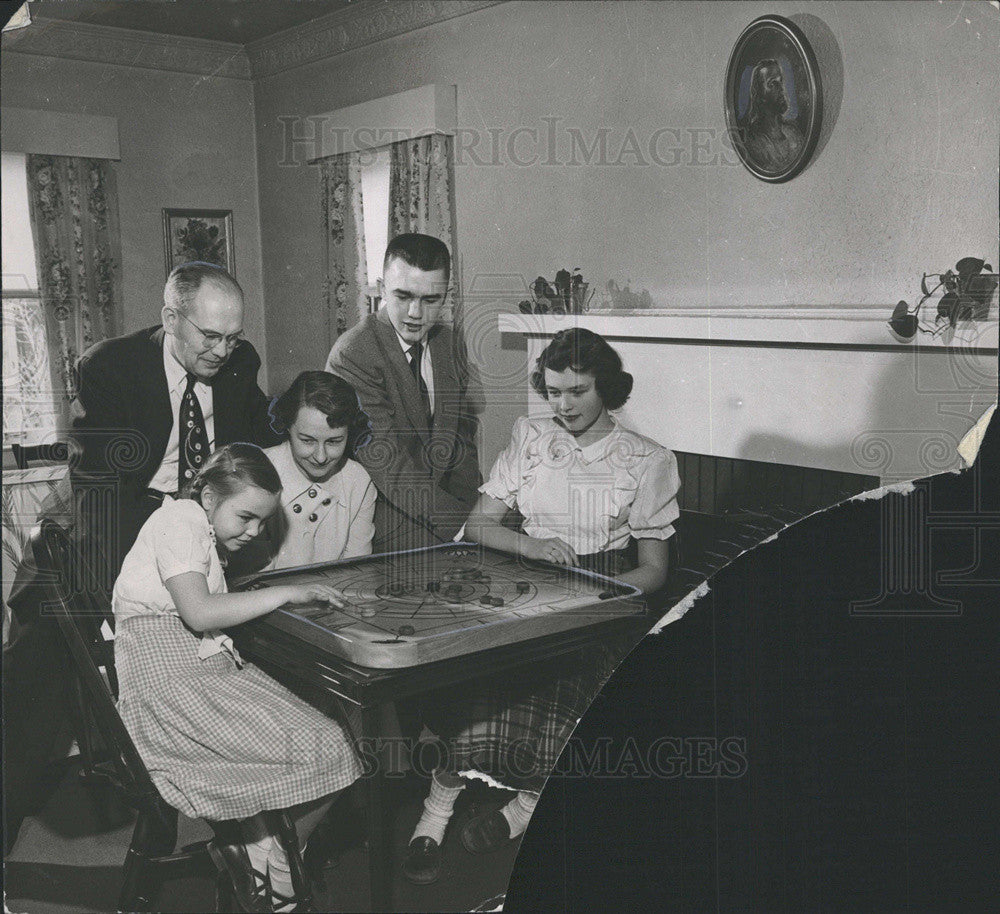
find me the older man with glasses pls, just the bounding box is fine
[71,261,282,585]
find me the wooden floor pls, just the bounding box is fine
[5,759,515,913]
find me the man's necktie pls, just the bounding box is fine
[178,374,209,490]
[408,343,432,427]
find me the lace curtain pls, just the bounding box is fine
[25,154,123,429]
[388,133,458,326]
[319,152,368,344]
[2,296,61,446]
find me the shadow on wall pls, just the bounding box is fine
[788,13,844,176]
[738,343,996,485]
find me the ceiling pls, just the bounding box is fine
[27,0,356,45]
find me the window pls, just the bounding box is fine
[2,152,58,446]
[360,147,391,301]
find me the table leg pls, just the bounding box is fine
[362,702,393,912]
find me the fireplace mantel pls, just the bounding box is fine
[497,308,999,351]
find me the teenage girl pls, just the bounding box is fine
[403,328,680,884]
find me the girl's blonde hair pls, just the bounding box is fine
[182,442,281,503]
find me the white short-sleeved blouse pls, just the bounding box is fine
[113,497,234,659]
[480,415,681,555]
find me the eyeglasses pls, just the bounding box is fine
[176,312,244,350]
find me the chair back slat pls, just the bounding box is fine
[11,441,70,469]
[35,519,157,799]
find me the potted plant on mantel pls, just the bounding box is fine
[518,268,594,314]
[888,257,998,340]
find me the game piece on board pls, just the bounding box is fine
[398,625,415,636]
[490,597,505,607]
[516,581,530,593]
[479,596,493,605]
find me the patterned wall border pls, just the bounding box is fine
[1,1,507,81]
[245,0,507,79]
[1,18,251,79]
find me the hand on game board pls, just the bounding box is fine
[277,584,349,610]
[522,536,579,566]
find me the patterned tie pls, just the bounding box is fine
[178,374,209,490]
[408,343,432,427]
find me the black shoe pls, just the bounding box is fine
[460,808,517,855]
[402,836,441,885]
[208,840,271,913]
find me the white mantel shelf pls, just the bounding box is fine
[497,309,999,351]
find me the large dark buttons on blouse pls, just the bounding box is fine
[308,513,318,522]
[292,504,302,513]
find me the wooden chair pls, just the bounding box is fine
[31,518,313,912]
[10,441,70,469]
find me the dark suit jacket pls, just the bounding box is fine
[326,311,482,552]
[71,325,281,579]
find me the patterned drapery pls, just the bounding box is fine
[26,154,123,426]
[388,133,458,325]
[320,152,367,344]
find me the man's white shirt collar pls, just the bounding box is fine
[162,335,205,393]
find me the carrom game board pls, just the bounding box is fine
[235,543,645,668]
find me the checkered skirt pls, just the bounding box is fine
[115,614,362,821]
[421,549,642,791]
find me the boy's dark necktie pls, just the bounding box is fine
[408,342,432,427]
[178,374,209,490]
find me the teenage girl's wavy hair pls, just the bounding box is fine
[529,328,634,410]
[181,442,281,503]
[268,371,372,456]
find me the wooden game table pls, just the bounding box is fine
[229,543,649,912]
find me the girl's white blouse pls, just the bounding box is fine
[480,415,681,555]
[112,497,236,660]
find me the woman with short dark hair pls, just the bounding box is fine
[258,371,376,569]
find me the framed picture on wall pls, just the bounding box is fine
[724,15,822,183]
[162,208,235,276]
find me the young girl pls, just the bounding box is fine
[403,328,680,884]
[261,371,376,570]
[112,443,361,911]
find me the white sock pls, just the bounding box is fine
[241,815,273,876]
[267,839,307,912]
[410,772,465,845]
[500,791,538,839]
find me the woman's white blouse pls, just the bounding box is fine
[262,442,376,569]
[480,415,681,555]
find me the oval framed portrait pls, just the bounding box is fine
[725,15,823,183]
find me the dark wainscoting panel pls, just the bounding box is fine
[652,454,880,610]
[674,451,877,517]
